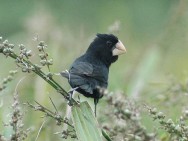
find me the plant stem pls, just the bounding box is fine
[8,52,78,105]
[102,129,112,141]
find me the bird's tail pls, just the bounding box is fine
[94,98,99,117]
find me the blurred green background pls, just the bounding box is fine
[1,0,188,140]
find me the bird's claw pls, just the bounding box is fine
[67,99,73,106]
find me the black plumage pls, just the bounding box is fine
[61,33,126,116]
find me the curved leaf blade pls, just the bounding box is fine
[72,101,103,141]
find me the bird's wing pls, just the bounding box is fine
[61,62,93,79]
[68,61,108,94]
[70,61,94,76]
[70,61,108,83]
[68,62,93,94]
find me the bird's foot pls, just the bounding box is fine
[67,87,78,106]
[67,91,73,106]
[67,100,73,106]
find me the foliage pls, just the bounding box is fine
[1,36,188,141]
[1,1,188,140]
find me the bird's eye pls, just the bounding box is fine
[106,41,112,47]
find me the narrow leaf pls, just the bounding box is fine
[72,101,103,141]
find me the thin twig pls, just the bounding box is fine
[49,97,58,113]
[26,101,75,129]
[34,101,54,115]
[35,119,46,141]
[8,52,76,104]
[14,76,27,93]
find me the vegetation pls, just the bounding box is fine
[1,1,188,141]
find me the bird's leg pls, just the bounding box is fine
[94,98,99,117]
[68,90,74,106]
[68,87,78,106]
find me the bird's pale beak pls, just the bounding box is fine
[112,40,126,56]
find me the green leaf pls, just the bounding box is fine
[71,101,103,141]
[127,47,160,98]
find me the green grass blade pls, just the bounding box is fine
[128,47,160,98]
[71,101,103,141]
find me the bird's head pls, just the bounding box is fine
[86,33,126,67]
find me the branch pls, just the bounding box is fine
[26,101,75,130]
[0,38,78,105]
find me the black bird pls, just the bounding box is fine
[61,33,126,116]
